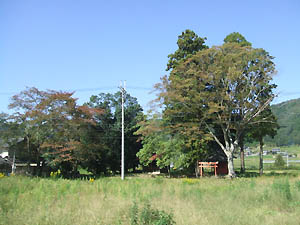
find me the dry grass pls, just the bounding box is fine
[1,174,300,225]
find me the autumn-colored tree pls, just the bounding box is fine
[9,87,102,176]
[156,43,276,177]
[223,32,252,173]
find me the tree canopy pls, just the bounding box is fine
[166,29,208,71]
[224,32,252,47]
[156,43,276,177]
[8,88,102,176]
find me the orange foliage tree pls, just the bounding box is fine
[9,87,102,176]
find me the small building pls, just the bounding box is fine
[272,148,280,154]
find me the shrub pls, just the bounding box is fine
[274,155,285,168]
[130,202,175,225]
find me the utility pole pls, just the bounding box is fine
[120,81,126,180]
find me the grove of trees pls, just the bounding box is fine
[0,30,279,178]
[0,88,143,177]
[136,30,278,177]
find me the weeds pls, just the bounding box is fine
[295,180,300,191]
[1,175,300,225]
[130,201,175,225]
[272,178,292,200]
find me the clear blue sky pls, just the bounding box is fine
[1,0,299,113]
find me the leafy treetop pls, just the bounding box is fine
[166,29,208,71]
[224,32,252,47]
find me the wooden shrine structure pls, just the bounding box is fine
[198,161,219,177]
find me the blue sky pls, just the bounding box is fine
[1,0,299,113]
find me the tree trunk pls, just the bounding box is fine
[240,139,245,173]
[27,136,31,174]
[12,149,16,174]
[195,160,199,178]
[36,151,41,176]
[259,137,263,176]
[227,153,236,178]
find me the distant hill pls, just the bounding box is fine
[267,98,300,146]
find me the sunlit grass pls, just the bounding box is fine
[1,174,300,225]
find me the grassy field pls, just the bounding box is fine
[1,174,300,225]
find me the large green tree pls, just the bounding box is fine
[166,29,208,71]
[223,32,252,173]
[141,29,210,174]
[157,43,276,177]
[86,91,143,174]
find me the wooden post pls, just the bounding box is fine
[214,163,217,177]
[200,164,203,177]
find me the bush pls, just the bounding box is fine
[274,155,285,168]
[130,201,175,225]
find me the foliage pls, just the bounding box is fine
[224,32,252,47]
[156,43,276,177]
[50,169,61,179]
[84,91,143,174]
[8,87,102,177]
[3,88,143,177]
[166,29,208,71]
[0,113,25,161]
[136,114,208,171]
[130,202,175,225]
[274,154,285,168]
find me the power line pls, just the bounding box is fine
[0,86,153,96]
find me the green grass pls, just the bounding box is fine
[1,174,300,225]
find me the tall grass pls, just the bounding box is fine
[1,174,300,225]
